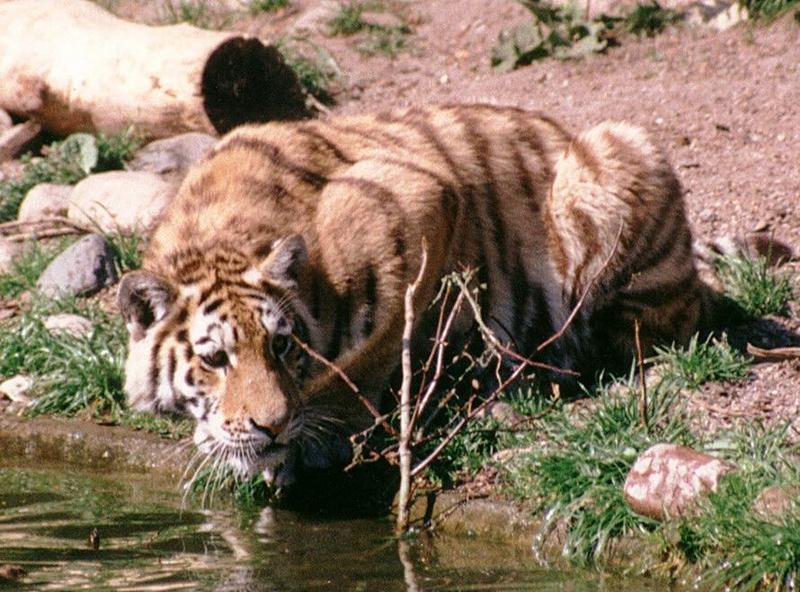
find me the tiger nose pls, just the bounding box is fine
[249,417,287,438]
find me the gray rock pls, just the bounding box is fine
[18,183,73,222]
[128,132,217,176]
[623,443,736,521]
[44,313,94,339]
[753,485,800,520]
[36,234,118,298]
[68,171,176,235]
[0,238,23,274]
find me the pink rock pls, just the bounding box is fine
[623,443,736,521]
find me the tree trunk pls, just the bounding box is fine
[0,0,308,139]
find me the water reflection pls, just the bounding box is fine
[0,466,665,591]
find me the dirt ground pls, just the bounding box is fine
[40,1,800,436]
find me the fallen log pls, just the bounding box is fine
[0,0,308,139]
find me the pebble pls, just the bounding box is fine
[35,234,118,298]
[44,313,94,339]
[0,375,33,404]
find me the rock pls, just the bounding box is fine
[753,485,800,520]
[623,443,736,521]
[0,121,42,162]
[35,234,118,298]
[0,375,33,404]
[0,109,12,132]
[44,313,94,339]
[128,132,217,177]
[291,1,340,33]
[17,183,73,222]
[67,171,176,235]
[0,238,23,274]
[478,401,525,427]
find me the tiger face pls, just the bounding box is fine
[118,235,324,485]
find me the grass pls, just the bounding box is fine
[0,298,127,418]
[716,253,795,318]
[277,37,342,103]
[500,374,695,565]
[248,0,289,14]
[0,129,140,222]
[0,238,76,299]
[186,464,278,507]
[661,424,800,590]
[161,0,232,29]
[327,1,412,57]
[653,333,751,390]
[327,3,367,36]
[739,0,800,18]
[623,1,683,35]
[104,230,144,274]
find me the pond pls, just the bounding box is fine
[0,465,666,591]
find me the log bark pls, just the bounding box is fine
[0,0,308,139]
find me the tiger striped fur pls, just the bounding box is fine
[118,104,708,486]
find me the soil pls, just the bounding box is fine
[7,1,800,436]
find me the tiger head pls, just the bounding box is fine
[118,235,340,487]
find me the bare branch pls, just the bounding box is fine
[397,243,429,532]
[634,318,649,430]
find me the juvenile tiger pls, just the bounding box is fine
[118,104,707,486]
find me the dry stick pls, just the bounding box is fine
[634,318,649,431]
[397,245,429,533]
[5,228,84,242]
[0,216,93,233]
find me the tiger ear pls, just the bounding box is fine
[118,270,177,341]
[260,234,307,289]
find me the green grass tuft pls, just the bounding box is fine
[249,0,289,13]
[327,2,367,35]
[715,253,795,317]
[277,37,342,103]
[653,333,751,390]
[739,0,799,18]
[623,1,683,35]
[104,231,144,274]
[0,299,127,418]
[357,25,410,56]
[187,464,278,507]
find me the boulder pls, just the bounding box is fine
[44,313,94,339]
[67,171,176,235]
[623,443,736,521]
[17,183,73,222]
[128,132,217,177]
[36,234,118,297]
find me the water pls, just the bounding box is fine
[0,466,665,591]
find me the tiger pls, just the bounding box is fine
[118,104,708,487]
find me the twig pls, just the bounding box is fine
[292,335,393,435]
[5,228,84,242]
[397,243,428,533]
[634,318,649,431]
